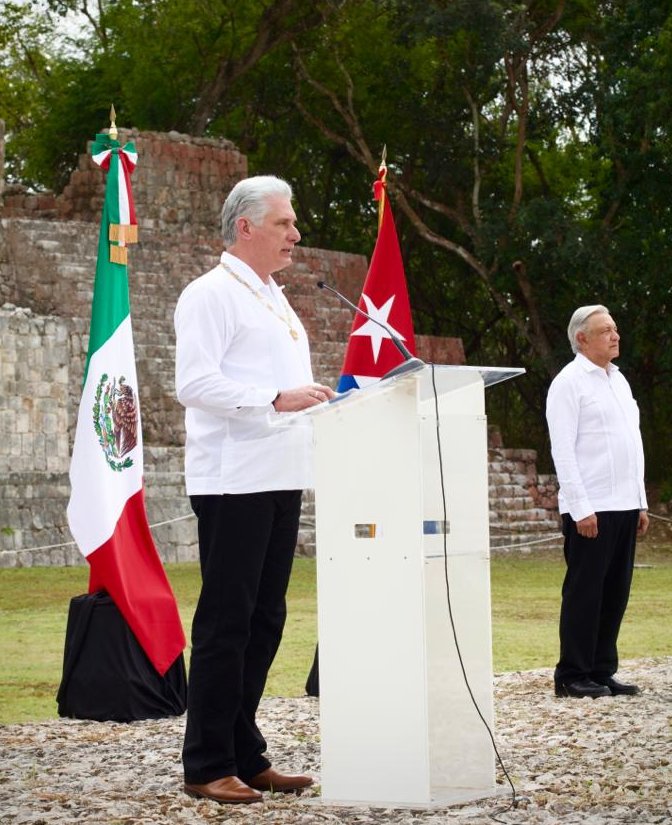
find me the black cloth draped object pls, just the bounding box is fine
[57,591,187,722]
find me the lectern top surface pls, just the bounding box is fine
[373,363,525,392]
[269,363,525,427]
[443,365,526,387]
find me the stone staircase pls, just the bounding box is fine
[488,447,561,551]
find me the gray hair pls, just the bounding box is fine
[567,304,610,354]
[221,175,293,246]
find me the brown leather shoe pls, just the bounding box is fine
[184,775,263,804]
[246,767,314,793]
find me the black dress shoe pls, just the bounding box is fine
[554,678,611,698]
[594,676,640,695]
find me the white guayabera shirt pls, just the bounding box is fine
[174,251,314,495]
[546,352,648,522]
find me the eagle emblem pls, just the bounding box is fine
[93,373,138,471]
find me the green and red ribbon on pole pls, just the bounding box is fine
[91,133,139,265]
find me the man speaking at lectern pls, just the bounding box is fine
[174,175,334,804]
[547,305,648,700]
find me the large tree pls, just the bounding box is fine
[2,0,671,477]
[281,0,672,473]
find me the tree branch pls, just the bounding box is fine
[190,1,340,135]
[291,29,561,377]
[512,259,558,372]
[463,87,482,228]
[505,53,529,223]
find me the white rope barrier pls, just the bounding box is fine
[2,538,77,554]
[492,510,672,550]
[489,523,558,533]
[491,533,563,551]
[142,512,195,530]
[3,510,669,557]
[0,512,196,557]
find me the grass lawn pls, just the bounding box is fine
[1,542,670,724]
[489,542,672,671]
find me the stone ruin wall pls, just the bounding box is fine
[0,125,558,568]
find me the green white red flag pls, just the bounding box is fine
[67,132,185,676]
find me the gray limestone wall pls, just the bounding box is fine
[0,305,77,564]
[0,307,196,568]
[0,305,71,476]
[0,216,470,568]
[0,128,555,569]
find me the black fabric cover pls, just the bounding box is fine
[57,591,187,722]
[305,643,319,697]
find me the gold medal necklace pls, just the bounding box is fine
[219,261,299,340]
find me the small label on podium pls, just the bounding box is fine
[423,519,450,535]
[354,523,378,538]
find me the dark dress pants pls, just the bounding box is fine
[182,490,302,784]
[555,509,639,684]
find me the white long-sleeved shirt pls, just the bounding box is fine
[546,353,647,521]
[174,251,314,494]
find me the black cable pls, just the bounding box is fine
[429,362,522,824]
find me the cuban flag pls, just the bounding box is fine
[337,163,416,391]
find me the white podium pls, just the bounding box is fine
[303,364,523,808]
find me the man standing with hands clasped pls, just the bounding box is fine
[174,175,335,804]
[547,305,649,700]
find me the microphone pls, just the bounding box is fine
[317,281,425,379]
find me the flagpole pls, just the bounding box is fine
[66,113,186,679]
[378,145,387,229]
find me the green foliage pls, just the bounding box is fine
[659,481,672,503]
[0,1,58,184]
[1,0,671,475]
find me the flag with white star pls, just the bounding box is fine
[337,165,416,391]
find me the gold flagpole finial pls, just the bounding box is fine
[380,144,387,171]
[109,105,118,141]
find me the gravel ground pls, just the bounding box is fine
[1,658,670,825]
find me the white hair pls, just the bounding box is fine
[567,304,610,354]
[220,175,293,246]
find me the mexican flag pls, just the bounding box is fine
[337,163,416,391]
[67,132,185,676]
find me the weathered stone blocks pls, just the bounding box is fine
[0,128,557,566]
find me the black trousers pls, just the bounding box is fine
[555,509,639,684]
[182,490,302,784]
